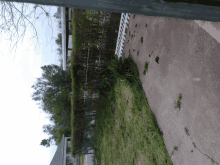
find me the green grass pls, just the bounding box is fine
[143,61,149,75]
[85,10,99,22]
[79,155,85,165]
[122,52,125,60]
[93,55,172,165]
[185,127,189,135]
[193,142,196,148]
[175,94,182,110]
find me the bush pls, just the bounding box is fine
[96,54,140,97]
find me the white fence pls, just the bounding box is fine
[115,13,131,59]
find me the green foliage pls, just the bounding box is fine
[55,33,62,46]
[55,126,71,145]
[113,38,117,46]
[69,10,121,157]
[53,6,61,20]
[40,139,50,148]
[143,61,149,75]
[32,64,72,148]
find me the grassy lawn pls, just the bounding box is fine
[79,155,85,165]
[93,55,173,165]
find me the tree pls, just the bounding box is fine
[40,123,59,148]
[31,65,71,114]
[53,6,62,30]
[55,33,62,48]
[0,1,54,58]
[53,7,63,66]
[40,135,57,148]
[55,32,63,66]
[53,6,61,20]
[31,64,72,148]
[31,64,70,111]
[40,115,72,147]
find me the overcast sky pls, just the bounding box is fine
[0,3,60,165]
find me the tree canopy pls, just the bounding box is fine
[31,64,72,147]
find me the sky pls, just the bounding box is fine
[0,3,60,165]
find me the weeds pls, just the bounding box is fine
[93,54,172,165]
[143,61,149,75]
[193,142,196,148]
[155,56,159,64]
[185,127,189,135]
[141,37,143,43]
[177,94,182,109]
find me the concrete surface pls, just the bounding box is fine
[123,14,220,165]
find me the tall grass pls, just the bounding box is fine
[92,54,173,165]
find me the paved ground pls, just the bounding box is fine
[123,14,220,165]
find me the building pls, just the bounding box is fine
[49,134,77,165]
[61,7,74,71]
[49,131,95,165]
